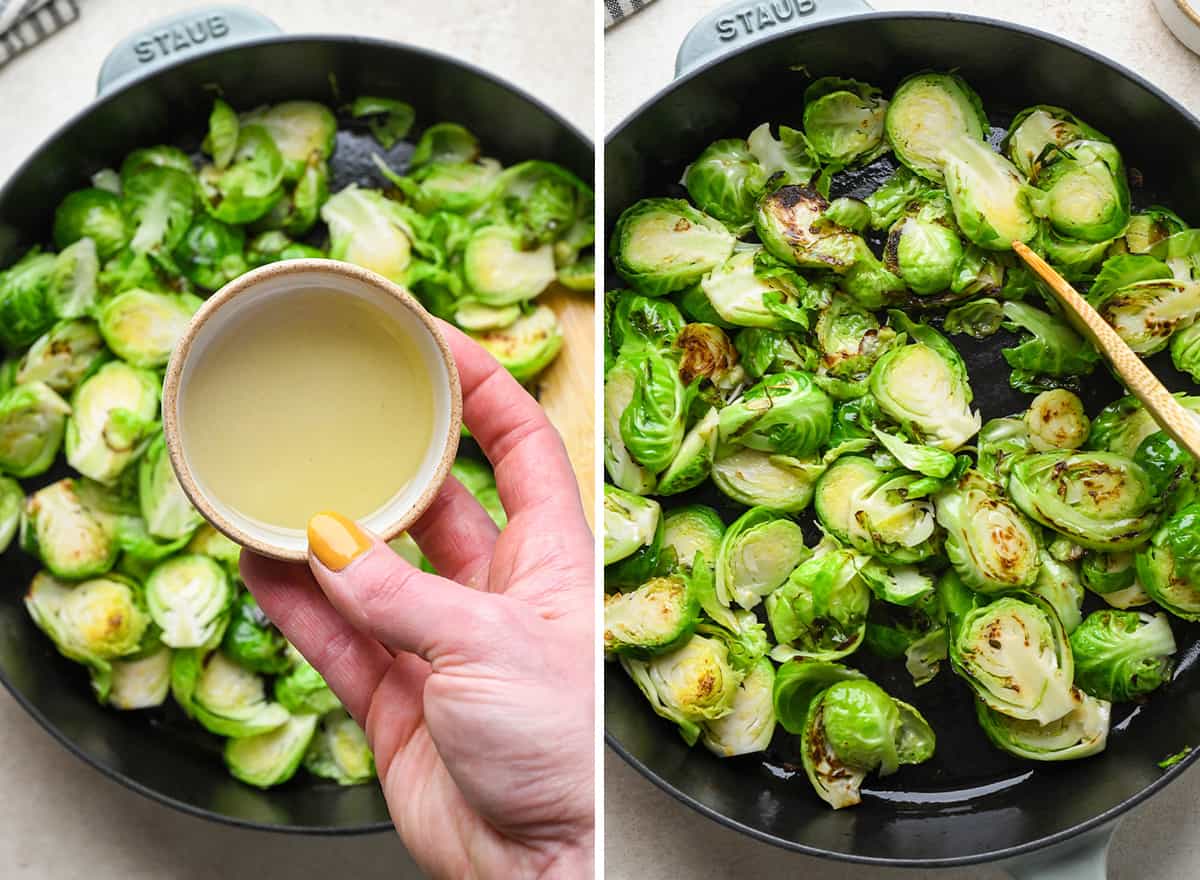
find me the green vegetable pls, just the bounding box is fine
[715,506,809,611]
[976,689,1110,761]
[684,139,766,234]
[766,547,870,662]
[935,470,1041,593]
[611,198,734,297]
[604,575,700,657]
[0,382,71,478]
[802,77,888,166]
[304,710,375,785]
[885,72,987,182]
[1069,610,1175,702]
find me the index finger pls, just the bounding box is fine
[438,320,586,528]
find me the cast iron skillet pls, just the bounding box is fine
[606,1,1200,874]
[0,6,591,834]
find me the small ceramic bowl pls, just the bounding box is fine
[162,259,462,562]
[1154,0,1200,55]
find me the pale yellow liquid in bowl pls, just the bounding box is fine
[181,288,435,531]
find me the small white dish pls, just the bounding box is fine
[1154,0,1200,56]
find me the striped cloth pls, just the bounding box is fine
[0,0,79,70]
[605,0,657,29]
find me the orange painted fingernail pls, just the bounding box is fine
[308,512,372,571]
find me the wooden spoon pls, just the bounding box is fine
[1012,240,1200,459]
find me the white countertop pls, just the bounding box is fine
[605,1,1200,878]
[0,1,590,877]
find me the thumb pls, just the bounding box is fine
[306,511,516,663]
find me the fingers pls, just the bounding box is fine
[307,511,525,664]
[407,475,499,589]
[238,551,396,726]
[438,321,587,531]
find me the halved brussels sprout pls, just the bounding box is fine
[138,433,202,541]
[815,294,897,384]
[53,188,129,259]
[1036,140,1130,243]
[746,122,820,187]
[22,478,117,580]
[1080,550,1153,609]
[172,649,289,737]
[173,213,247,291]
[975,417,1032,482]
[803,77,889,166]
[98,288,200,369]
[0,476,20,554]
[104,642,172,710]
[754,186,862,272]
[304,710,375,785]
[65,361,159,485]
[609,292,685,354]
[146,554,233,649]
[0,382,71,478]
[976,688,1110,761]
[619,349,686,473]
[1025,389,1090,451]
[241,100,337,180]
[611,198,734,297]
[0,249,57,349]
[814,456,939,565]
[603,361,656,494]
[1008,451,1159,551]
[462,226,556,306]
[603,484,661,568]
[187,524,242,575]
[120,145,195,187]
[662,505,724,574]
[701,657,776,758]
[1171,322,1200,382]
[1070,609,1175,702]
[604,574,700,657]
[1088,394,1200,457]
[222,591,290,675]
[275,656,340,715]
[320,185,415,281]
[935,469,1041,593]
[802,678,935,809]
[620,634,742,745]
[718,371,832,458]
[469,304,563,383]
[868,318,980,451]
[123,165,196,254]
[885,72,987,182]
[886,211,963,295]
[26,572,149,669]
[684,138,767,234]
[198,125,284,225]
[16,319,106,393]
[950,593,1075,724]
[656,407,719,496]
[859,559,936,607]
[1003,105,1108,179]
[410,122,480,168]
[225,712,318,789]
[675,323,741,392]
[47,237,100,320]
[716,506,809,611]
[1092,278,1200,356]
[697,248,811,329]
[1117,207,1187,256]
[1136,504,1200,620]
[766,547,870,662]
[772,659,864,734]
[940,136,1037,250]
[711,445,824,512]
[1031,551,1085,634]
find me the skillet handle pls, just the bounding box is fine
[675,0,874,78]
[96,6,282,97]
[1001,823,1117,880]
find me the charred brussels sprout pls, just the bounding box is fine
[604,575,700,657]
[754,186,862,272]
[802,77,888,167]
[976,688,1110,761]
[1088,394,1200,458]
[802,679,935,808]
[222,591,291,675]
[1008,451,1160,551]
[935,470,1041,593]
[611,198,734,297]
[718,371,832,458]
[304,710,375,785]
[620,634,742,745]
[22,478,117,580]
[1069,609,1175,702]
[16,319,106,393]
[885,72,988,182]
[1092,278,1200,356]
[814,294,897,392]
[1025,389,1090,451]
[146,554,232,649]
[0,382,71,478]
[684,138,767,234]
[675,324,741,391]
[716,507,809,611]
[950,594,1075,723]
[1136,504,1200,620]
[1003,105,1108,179]
[609,292,685,353]
[1035,140,1130,243]
[65,361,159,485]
[766,547,870,662]
[469,304,563,383]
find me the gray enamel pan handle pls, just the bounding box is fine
[675,0,874,78]
[96,5,281,97]
[673,3,1121,877]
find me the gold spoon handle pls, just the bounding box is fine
[1012,240,1200,459]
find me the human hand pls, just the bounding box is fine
[240,322,594,879]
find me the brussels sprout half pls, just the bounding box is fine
[662,505,724,574]
[684,138,767,234]
[604,361,656,494]
[303,710,375,785]
[754,186,863,273]
[53,189,129,260]
[241,100,337,180]
[320,185,415,282]
[609,291,685,354]
[711,445,825,513]
[766,548,871,662]
[462,226,556,306]
[1070,609,1175,702]
[0,250,57,350]
[225,712,318,789]
[716,506,810,612]
[701,657,776,758]
[802,77,888,167]
[611,198,734,297]
[940,136,1037,250]
[65,361,159,485]
[1035,140,1130,244]
[885,72,988,182]
[697,248,812,329]
[976,688,1110,761]
[604,574,700,657]
[618,348,687,473]
[146,554,233,649]
[1088,394,1200,458]
[1093,278,1200,356]
[103,642,173,710]
[25,571,149,666]
[935,470,1041,593]
[172,649,289,737]
[1025,389,1090,451]
[602,484,661,568]
[173,213,247,291]
[138,433,202,541]
[469,304,563,383]
[16,319,107,394]
[1136,504,1200,620]
[718,371,832,458]
[1002,105,1109,179]
[0,382,71,479]
[656,407,719,496]
[22,478,117,580]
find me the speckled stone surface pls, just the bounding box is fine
[0,1,590,877]
[605,2,1200,879]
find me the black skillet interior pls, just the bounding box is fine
[0,36,591,833]
[605,13,1200,867]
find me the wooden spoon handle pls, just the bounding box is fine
[1012,241,1200,459]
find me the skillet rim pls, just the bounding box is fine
[603,9,1200,867]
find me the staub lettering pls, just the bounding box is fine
[714,0,816,41]
[132,15,230,63]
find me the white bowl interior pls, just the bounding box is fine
[173,266,454,557]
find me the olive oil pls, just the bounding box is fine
[181,288,434,531]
